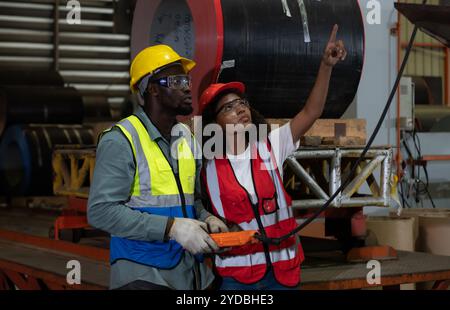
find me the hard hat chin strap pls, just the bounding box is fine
[138,74,151,98]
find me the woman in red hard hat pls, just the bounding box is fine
[199,25,347,290]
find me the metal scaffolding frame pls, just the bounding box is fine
[285,147,393,209]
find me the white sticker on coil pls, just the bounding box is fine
[221,59,235,69]
[216,60,236,82]
[297,0,311,43]
[281,0,292,17]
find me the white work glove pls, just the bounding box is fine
[204,215,229,233]
[169,218,220,255]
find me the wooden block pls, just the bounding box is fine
[321,137,336,145]
[300,136,322,146]
[334,122,347,137]
[304,119,366,140]
[320,136,366,146]
[336,136,366,146]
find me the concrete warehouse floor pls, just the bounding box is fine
[0,206,109,249]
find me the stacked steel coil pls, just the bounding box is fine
[131,0,365,118]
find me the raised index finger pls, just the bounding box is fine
[328,24,339,44]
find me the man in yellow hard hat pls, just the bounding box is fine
[88,45,228,290]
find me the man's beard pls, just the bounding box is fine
[176,104,193,116]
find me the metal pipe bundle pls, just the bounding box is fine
[0,86,85,136]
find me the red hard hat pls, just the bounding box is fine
[198,82,245,114]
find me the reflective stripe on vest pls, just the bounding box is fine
[204,141,304,286]
[216,242,298,267]
[109,115,197,268]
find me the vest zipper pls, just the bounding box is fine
[249,161,273,271]
[173,170,188,218]
[227,157,273,271]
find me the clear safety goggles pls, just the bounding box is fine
[215,98,250,116]
[150,75,192,90]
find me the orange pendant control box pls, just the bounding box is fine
[210,230,260,247]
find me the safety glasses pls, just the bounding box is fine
[150,75,192,90]
[215,98,250,116]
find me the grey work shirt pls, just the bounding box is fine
[87,106,215,290]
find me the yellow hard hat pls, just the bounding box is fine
[129,45,196,93]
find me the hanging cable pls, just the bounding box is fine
[411,130,437,208]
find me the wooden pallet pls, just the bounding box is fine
[268,119,367,147]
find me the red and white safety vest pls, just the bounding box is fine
[203,140,304,287]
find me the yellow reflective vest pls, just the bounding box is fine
[108,115,197,268]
